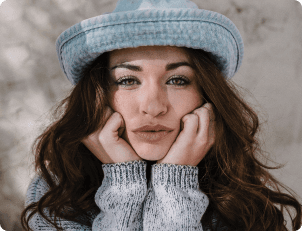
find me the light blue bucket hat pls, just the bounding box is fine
[56,0,244,85]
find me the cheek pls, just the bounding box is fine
[109,91,135,120]
[169,90,203,115]
[109,87,203,126]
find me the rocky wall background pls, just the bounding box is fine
[0,0,301,230]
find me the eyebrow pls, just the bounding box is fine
[110,61,193,72]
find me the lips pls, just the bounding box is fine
[132,124,173,132]
[134,131,172,143]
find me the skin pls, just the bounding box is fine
[106,46,215,164]
[82,46,215,166]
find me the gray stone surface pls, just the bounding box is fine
[0,0,301,230]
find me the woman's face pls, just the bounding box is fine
[108,46,204,161]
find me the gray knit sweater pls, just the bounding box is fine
[25,160,210,230]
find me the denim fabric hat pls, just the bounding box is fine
[56,0,244,85]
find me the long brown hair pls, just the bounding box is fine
[21,48,301,230]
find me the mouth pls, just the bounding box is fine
[133,124,173,133]
[134,130,171,143]
[145,130,165,132]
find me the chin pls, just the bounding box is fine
[122,130,176,161]
[133,138,173,160]
[136,148,167,161]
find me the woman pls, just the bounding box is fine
[21,0,302,230]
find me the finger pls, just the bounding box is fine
[194,103,215,123]
[118,114,125,137]
[100,112,124,142]
[193,104,213,138]
[104,106,114,121]
[204,104,216,145]
[81,128,99,144]
[99,106,115,130]
[81,132,112,163]
[181,113,199,137]
[201,103,215,121]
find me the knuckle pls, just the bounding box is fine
[201,106,212,114]
[183,113,192,121]
[203,102,212,109]
[196,104,212,114]
[186,113,199,121]
[193,114,199,121]
[191,113,199,118]
[202,107,215,120]
[114,112,122,120]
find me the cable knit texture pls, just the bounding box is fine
[25,160,210,230]
[143,163,209,230]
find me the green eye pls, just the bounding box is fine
[114,75,191,87]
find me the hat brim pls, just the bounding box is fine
[56,8,244,85]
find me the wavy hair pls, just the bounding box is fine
[21,48,301,230]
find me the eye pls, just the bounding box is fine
[114,76,138,87]
[114,75,191,88]
[166,75,191,87]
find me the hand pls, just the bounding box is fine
[82,107,142,164]
[156,103,216,166]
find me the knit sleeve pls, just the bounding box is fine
[24,160,147,230]
[25,174,92,230]
[142,163,209,231]
[92,160,147,230]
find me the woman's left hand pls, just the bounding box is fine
[156,103,216,166]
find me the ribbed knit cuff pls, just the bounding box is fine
[102,160,147,187]
[151,163,199,190]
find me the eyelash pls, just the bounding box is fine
[114,75,191,88]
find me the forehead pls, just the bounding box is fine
[108,46,191,66]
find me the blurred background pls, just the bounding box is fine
[0,0,301,230]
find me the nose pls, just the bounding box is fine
[140,82,168,117]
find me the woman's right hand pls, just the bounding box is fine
[81,107,142,164]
